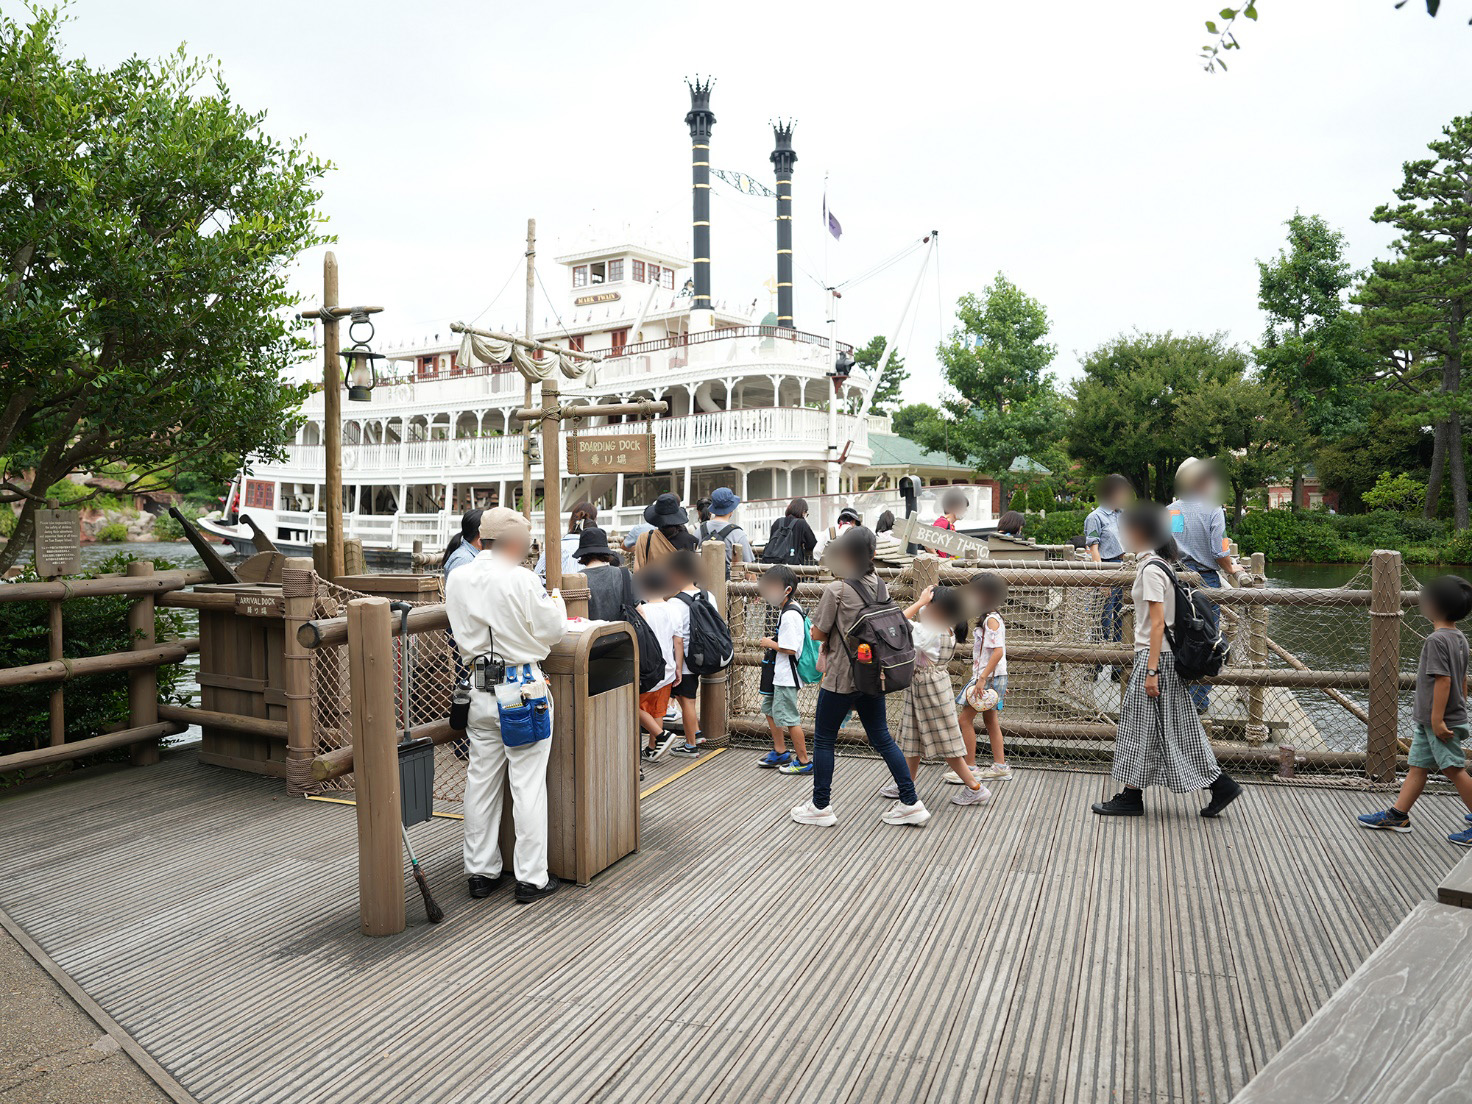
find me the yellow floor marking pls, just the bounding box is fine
[640,746,727,798]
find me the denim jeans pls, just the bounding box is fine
[812,688,917,810]
[1100,556,1125,645]
[1186,567,1221,711]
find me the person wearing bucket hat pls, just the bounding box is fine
[571,527,628,623]
[633,493,697,569]
[445,506,568,904]
[698,486,753,575]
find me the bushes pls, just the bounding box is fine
[0,507,14,538]
[1231,507,1472,564]
[95,521,129,542]
[0,553,190,770]
[1361,471,1426,513]
[151,508,197,542]
[1023,509,1089,545]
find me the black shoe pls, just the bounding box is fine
[515,877,561,904]
[468,873,509,898]
[1092,789,1144,817]
[1201,773,1243,819]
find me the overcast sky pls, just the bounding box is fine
[17,0,1471,402]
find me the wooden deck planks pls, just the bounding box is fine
[0,751,1468,1104]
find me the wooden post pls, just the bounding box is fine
[411,539,423,576]
[700,539,729,743]
[562,571,589,621]
[46,595,63,748]
[541,376,563,593]
[521,218,536,520]
[322,251,345,581]
[347,596,405,936]
[1245,552,1269,745]
[282,557,317,796]
[1366,549,1404,783]
[126,561,160,766]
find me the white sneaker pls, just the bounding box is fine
[791,800,837,827]
[941,769,971,785]
[877,782,900,799]
[975,762,1014,781]
[881,800,930,826]
[951,783,992,807]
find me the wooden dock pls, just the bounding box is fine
[0,749,1463,1104]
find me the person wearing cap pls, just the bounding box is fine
[697,486,753,574]
[633,492,698,570]
[571,526,629,623]
[815,504,863,564]
[445,507,568,904]
[1167,457,1242,712]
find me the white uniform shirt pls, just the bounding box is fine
[638,598,678,690]
[909,620,954,669]
[445,550,566,665]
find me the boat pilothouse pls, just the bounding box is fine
[202,84,992,559]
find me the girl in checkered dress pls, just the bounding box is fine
[884,585,990,806]
[1091,503,1243,819]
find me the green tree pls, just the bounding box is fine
[1254,211,1375,505]
[1315,403,1431,512]
[1362,471,1428,513]
[1069,332,1248,501]
[1354,113,1472,530]
[0,6,329,569]
[1175,373,1297,521]
[891,402,942,443]
[853,335,909,414]
[930,274,1067,499]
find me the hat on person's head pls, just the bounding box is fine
[643,492,688,527]
[709,487,740,515]
[572,526,622,566]
[1176,456,1208,487]
[479,506,532,544]
[837,506,862,526]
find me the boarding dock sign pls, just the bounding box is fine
[566,431,656,475]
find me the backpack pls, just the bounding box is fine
[761,517,801,564]
[838,578,916,695]
[674,590,734,676]
[621,571,666,693]
[784,601,822,685]
[699,522,743,577]
[1145,560,1229,681]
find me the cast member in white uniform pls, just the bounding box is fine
[444,507,567,903]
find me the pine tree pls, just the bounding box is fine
[1356,114,1472,529]
[853,335,909,414]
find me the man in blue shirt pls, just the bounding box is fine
[1085,474,1134,676]
[1168,458,1242,711]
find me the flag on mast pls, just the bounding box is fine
[822,188,842,241]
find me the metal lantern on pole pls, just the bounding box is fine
[339,311,384,402]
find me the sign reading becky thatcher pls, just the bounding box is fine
[891,513,989,559]
[566,430,657,475]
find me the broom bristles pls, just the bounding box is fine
[413,868,445,923]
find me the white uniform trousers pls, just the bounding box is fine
[463,691,554,888]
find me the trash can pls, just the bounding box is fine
[499,621,640,885]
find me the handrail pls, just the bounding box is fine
[298,604,448,650]
[0,569,210,603]
[0,638,201,689]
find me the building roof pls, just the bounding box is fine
[553,243,691,270]
[867,432,977,475]
[1008,455,1052,475]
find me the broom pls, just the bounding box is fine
[401,824,444,923]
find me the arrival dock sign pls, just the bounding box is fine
[567,431,656,475]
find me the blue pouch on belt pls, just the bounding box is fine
[496,664,551,748]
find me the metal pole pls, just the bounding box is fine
[322,252,344,580]
[522,218,536,520]
[826,288,840,497]
[541,378,563,594]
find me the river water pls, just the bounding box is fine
[18,545,1432,756]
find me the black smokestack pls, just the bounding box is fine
[685,78,715,313]
[770,120,796,329]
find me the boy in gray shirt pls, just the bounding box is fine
[1358,574,1472,844]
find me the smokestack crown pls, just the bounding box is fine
[686,77,716,136]
[771,119,797,172]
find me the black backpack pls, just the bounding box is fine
[699,522,743,577]
[761,517,801,564]
[838,578,916,695]
[621,571,667,693]
[1145,560,1229,681]
[674,590,734,675]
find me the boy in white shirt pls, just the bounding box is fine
[665,551,708,758]
[756,565,812,774]
[636,565,681,762]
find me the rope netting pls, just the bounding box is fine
[725,554,1403,785]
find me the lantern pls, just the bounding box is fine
[339,313,385,402]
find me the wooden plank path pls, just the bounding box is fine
[0,750,1465,1104]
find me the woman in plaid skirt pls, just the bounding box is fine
[883,585,990,806]
[1092,502,1243,819]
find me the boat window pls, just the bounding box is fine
[590,261,606,285]
[632,260,645,283]
[573,265,588,288]
[661,267,674,290]
[607,259,623,282]
[648,263,661,285]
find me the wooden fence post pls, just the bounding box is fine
[700,540,729,745]
[910,553,941,599]
[46,592,64,748]
[282,557,317,796]
[126,561,160,767]
[1366,549,1404,783]
[1244,552,1269,745]
[347,596,405,936]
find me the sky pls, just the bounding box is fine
[14,0,1472,403]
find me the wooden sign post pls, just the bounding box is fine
[892,514,989,560]
[566,432,656,476]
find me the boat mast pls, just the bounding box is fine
[521,218,536,519]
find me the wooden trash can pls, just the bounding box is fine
[500,621,641,886]
[193,582,290,775]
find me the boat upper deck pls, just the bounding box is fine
[0,748,1461,1104]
